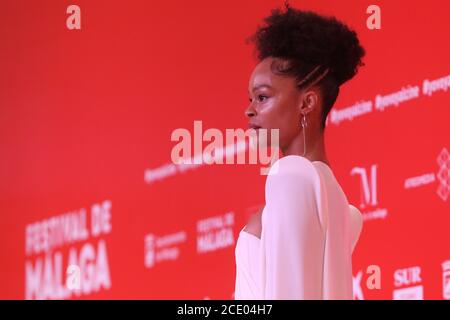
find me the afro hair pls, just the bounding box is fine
[246,1,366,129]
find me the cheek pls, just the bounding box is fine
[278,121,299,146]
[274,105,300,139]
[261,114,298,149]
[258,96,300,138]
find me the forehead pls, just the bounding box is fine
[248,57,295,92]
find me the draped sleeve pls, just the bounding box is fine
[349,204,363,253]
[259,156,327,299]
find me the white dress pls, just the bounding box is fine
[234,155,363,300]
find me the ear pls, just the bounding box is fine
[298,89,319,115]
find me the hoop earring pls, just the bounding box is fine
[301,113,307,157]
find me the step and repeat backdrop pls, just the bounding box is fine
[0,0,449,299]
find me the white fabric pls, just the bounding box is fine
[234,155,363,300]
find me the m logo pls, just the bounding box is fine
[351,165,378,209]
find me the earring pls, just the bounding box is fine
[301,113,307,157]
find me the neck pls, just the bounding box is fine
[282,129,330,166]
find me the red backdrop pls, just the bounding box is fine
[0,0,449,299]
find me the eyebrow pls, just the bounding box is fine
[248,84,273,94]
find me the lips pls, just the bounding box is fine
[247,123,261,130]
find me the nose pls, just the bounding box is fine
[245,104,256,118]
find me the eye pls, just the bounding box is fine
[258,95,268,102]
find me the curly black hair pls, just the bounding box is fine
[246,2,365,129]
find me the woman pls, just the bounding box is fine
[234,3,365,299]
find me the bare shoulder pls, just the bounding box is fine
[243,206,264,239]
